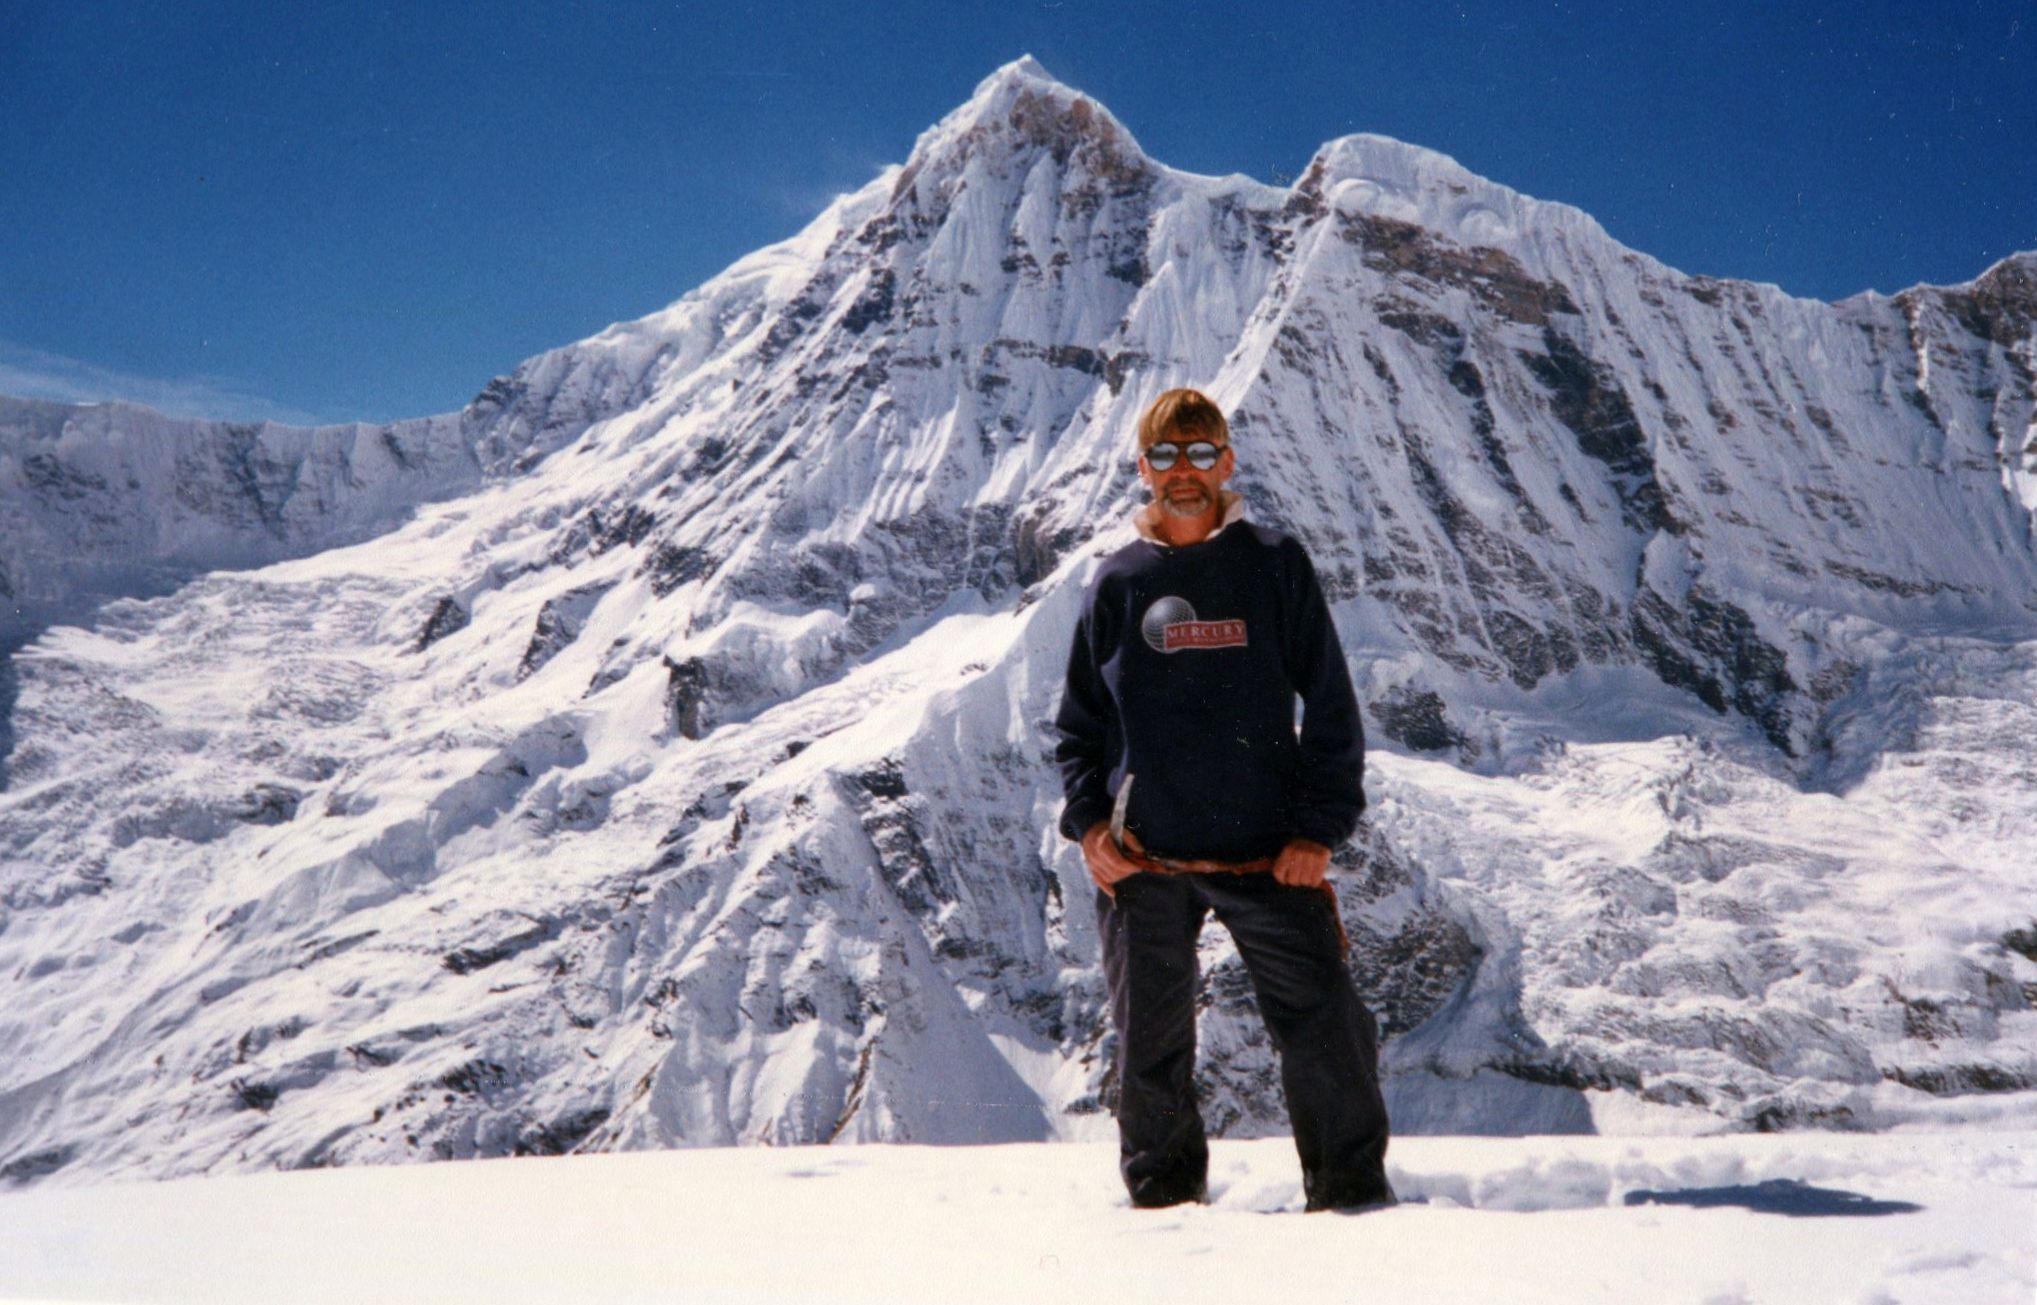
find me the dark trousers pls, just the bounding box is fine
[1097,872,1391,1209]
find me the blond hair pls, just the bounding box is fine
[1136,388,1229,450]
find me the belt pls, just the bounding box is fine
[1116,847,1350,955]
[1108,774,1349,953]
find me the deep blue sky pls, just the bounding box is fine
[2,0,2031,424]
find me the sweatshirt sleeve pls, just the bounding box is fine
[1279,540,1366,847]
[1053,586,1117,843]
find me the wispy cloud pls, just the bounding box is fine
[0,342,327,426]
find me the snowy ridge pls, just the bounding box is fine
[1307,131,1640,288]
[0,397,477,651]
[2,58,2036,1186]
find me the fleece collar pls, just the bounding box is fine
[1134,489,1245,546]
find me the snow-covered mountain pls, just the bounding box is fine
[0,324,678,646]
[3,57,2035,1186]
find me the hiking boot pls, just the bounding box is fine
[1304,1179,1397,1213]
[1130,1180,1209,1209]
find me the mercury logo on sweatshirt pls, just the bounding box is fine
[1140,596,1248,654]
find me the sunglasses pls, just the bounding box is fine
[1142,440,1226,471]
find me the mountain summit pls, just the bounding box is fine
[914,56,1152,171]
[3,62,2035,1184]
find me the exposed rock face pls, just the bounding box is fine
[1,58,2035,1185]
[518,585,613,682]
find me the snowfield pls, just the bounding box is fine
[1,1133,2032,1304]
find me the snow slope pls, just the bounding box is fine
[1,1134,2032,1304]
[3,58,2036,1187]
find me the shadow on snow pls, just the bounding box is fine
[1623,1179,1922,1218]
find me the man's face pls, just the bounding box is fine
[1139,432,1235,519]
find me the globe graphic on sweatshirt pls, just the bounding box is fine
[1141,596,1197,652]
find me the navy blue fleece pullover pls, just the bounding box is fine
[1054,519,1366,861]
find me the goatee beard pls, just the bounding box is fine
[1160,486,1213,518]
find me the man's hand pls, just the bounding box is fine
[1273,837,1332,888]
[1081,821,1145,897]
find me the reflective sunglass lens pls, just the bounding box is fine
[1144,441,1223,471]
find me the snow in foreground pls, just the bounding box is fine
[2,1134,2031,1304]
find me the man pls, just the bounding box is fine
[1054,387,1393,1212]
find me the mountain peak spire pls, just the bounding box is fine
[901,56,1151,182]
[980,54,1058,92]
